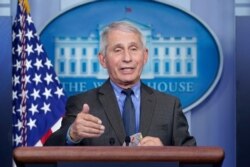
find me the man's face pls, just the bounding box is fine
[99,30,148,88]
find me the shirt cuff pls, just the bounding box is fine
[66,125,81,145]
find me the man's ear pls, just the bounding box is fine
[143,48,149,65]
[98,53,107,68]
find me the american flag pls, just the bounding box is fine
[12,0,66,147]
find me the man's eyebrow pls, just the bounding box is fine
[112,43,124,49]
[129,42,143,48]
[129,42,141,47]
[110,42,141,49]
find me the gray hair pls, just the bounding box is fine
[99,21,146,56]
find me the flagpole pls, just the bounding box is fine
[19,0,28,146]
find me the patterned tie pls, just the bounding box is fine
[122,89,136,136]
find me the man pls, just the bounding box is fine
[45,21,196,146]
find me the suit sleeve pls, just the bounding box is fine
[44,95,83,146]
[172,98,196,146]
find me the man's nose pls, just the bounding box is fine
[123,49,132,62]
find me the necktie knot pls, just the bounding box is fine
[122,88,133,96]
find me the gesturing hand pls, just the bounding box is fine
[69,104,105,142]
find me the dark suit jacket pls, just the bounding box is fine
[45,80,196,146]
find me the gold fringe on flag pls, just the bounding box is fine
[18,0,30,14]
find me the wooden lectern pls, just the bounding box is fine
[13,146,224,167]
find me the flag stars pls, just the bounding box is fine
[34,58,43,70]
[34,32,39,39]
[55,76,60,83]
[25,29,34,41]
[16,44,23,56]
[25,44,34,56]
[13,60,21,71]
[27,118,37,130]
[12,31,16,42]
[45,58,53,69]
[12,47,16,55]
[41,102,51,114]
[12,106,16,115]
[43,87,52,99]
[44,73,53,85]
[14,119,23,131]
[18,14,25,24]
[26,15,33,25]
[23,75,31,84]
[55,87,64,98]
[16,104,23,114]
[13,90,18,100]
[15,30,22,41]
[25,59,33,71]
[29,103,39,115]
[34,44,43,55]
[32,73,42,85]
[13,134,22,146]
[30,89,41,100]
[13,75,20,86]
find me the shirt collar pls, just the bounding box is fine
[110,80,141,99]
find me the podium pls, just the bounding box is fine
[13,146,224,167]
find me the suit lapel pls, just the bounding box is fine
[98,80,126,144]
[139,83,156,136]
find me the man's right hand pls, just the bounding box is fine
[69,103,105,142]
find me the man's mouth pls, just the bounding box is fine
[120,67,135,73]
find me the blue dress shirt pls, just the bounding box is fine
[110,80,141,133]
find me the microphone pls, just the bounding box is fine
[109,137,115,145]
[125,136,131,146]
